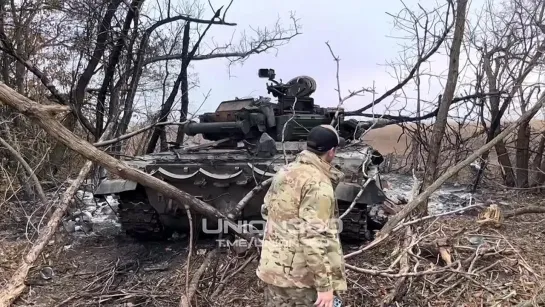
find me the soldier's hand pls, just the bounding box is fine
[315,290,334,307]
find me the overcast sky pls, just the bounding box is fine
[150,0,490,123]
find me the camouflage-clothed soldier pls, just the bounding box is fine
[257,125,347,307]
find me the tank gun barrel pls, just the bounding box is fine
[184,121,250,137]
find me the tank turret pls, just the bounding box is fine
[181,69,366,148]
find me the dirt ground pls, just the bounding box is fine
[1,188,545,307]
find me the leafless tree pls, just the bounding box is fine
[466,0,545,190]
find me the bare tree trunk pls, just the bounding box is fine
[176,22,191,146]
[179,249,217,307]
[160,129,168,151]
[147,12,220,153]
[73,0,124,137]
[420,0,468,215]
[0,0,9,85]
[95,0,142,140]
[515,118,531,188]
[48,113,77,176]
[409,59,422,173]
[531,132,545,186]
[11,11,25,94]
[496,140,516,185]
[145,64,186,153]
[514,88,539,188]
[490,90,516,187]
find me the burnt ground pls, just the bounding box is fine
[1,188,545,307]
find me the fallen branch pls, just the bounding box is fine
[0,161,94,307]
[179,249,217,307]
[210,253,257,298]
[340,174,376,219]
[93,121,188,147]
[516,292,545,307]
[382,170,420,306]
[0,135,47,204]
[382,224,412,306]
[345,261,462,277]
[392,200,483,232]
[504,206,545,219]
[0,82,256,242]
[182,204,193,307]
[228,177,272,219]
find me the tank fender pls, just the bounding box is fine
[94,179,138,196]
[335,181,386,205]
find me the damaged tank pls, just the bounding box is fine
[93,68,390,242]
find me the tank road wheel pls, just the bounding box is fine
[117,190,173,241]
[338,204,372,242]
[367,203,389,231]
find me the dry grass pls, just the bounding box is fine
[0,188,542,306]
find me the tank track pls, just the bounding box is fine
[117,195,173,241]
[116,193,380,243]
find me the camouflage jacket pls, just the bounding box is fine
[256,150,348,292]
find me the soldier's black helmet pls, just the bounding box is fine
[306,125,346,154]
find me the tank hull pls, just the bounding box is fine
[94,142,388,242]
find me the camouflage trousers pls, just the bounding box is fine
[263,284,318,307]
